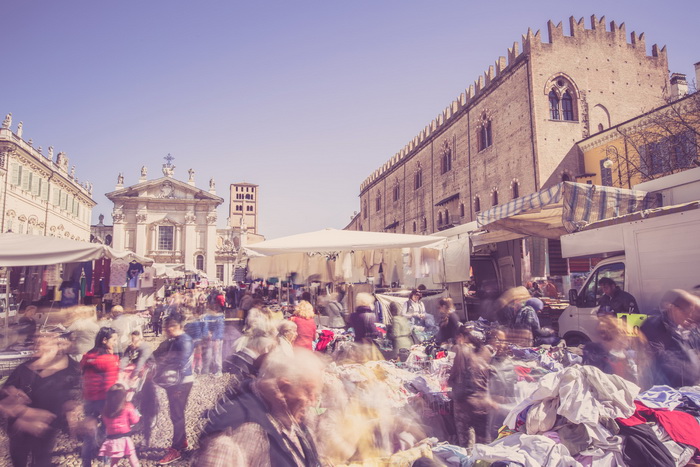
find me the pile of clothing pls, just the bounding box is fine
[463,365,700,467]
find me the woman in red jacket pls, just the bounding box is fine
[290,301,317,350]
[80,327,120,467]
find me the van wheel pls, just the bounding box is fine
[564,333,590,348]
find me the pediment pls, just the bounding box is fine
[106,177,224,204]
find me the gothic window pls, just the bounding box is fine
[562,91,574,121]
[158,225,174,250]
[437,212,443,225]
[421,217,427,230]
[413,221,417,232]
[474,196,481,213]
[492,190,499,207]
[512,181,520,199]
[562,173,571,182]
[196,254,205,271]
[363,200,368,219]
[478,115,493,151]
[393,183,400,202]
[440,141,452,174]
[549,91,560,120]
[375,193,381,212]
[444,210,450,225]
[547,76,578,121]
[459,203,465,217]
[414,167,423,189]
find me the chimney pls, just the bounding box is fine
[670,73,688,100]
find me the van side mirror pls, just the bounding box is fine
[568,289,578,306]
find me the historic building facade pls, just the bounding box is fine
[348,16,671,235]
[106,159,224,279]
[0,113,96,240]
[95,160,264,286]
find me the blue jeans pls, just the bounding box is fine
[81,399,106,467]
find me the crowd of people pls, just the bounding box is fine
[0,280,699,466]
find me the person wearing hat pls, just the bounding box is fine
[512,298,558,346]
[640,289,700,387]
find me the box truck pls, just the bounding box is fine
[557,201,700,345]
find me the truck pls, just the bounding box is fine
[557,201,700,345]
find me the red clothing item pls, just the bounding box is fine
[617,400,700,450]
[80,351,120,401]
[102,402,140,436]
[290,316,317,350]
[216,294,226,308]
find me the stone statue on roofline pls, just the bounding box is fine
[209,177,215,190]
[141,166,148,178]
[2,113,11,129]
[16,122,23,138]
[188,168,195,182]
[117,173,124,185]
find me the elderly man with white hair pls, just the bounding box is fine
[199,348,324,466]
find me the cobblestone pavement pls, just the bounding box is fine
[0,328,237,466]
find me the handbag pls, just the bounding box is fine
[153,339,183,387]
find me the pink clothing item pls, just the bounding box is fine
[99,436,137,458]
[102,402,141,436]
[290,316,317,350]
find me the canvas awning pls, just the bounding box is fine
[245,228,446,256]
[472,182,658,245]
[244,228,447,283]
[0,234,154,267]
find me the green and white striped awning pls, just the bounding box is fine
[475,182,658,241]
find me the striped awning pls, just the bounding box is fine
[475,182,658,240]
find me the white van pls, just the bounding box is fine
[558,202,700,345]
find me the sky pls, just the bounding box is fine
[1,0,698,239]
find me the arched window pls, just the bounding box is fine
[512,181,519,199]
[444,210,449,225]
[375,193,381,212]
[363,200,367,219]
[414,167,423,189]
[437,212,443,225]
[474,196,481,213]
[547,76,578,122]
[459,203,465,217]
[392,183,400,202]
[492,190,499,207]
[196,255,205,271]
[440,141,452,174]
[478,115,492,151]
[549,91,560,120]
[562,173,571,182]
[562,91,574,121]
[421,217,427,230]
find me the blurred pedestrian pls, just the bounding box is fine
[98,383,141,467]
[80,327,120,467]
[435,297,461,345]
[387,302,411,360]
[349,293,378,344]
[153,312,194,464]
[2,331,81,466]
[290,300,317,350]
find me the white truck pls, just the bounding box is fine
[557,201,700,345]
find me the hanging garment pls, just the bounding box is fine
[126,261,144,289]
[110,260,129,287]
[93,258,111,296]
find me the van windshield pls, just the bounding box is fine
[580,262,625,308]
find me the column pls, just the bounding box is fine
[206,210,217,279]
[135,214,147,256]
[184,213,196,271]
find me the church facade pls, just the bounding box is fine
[106,159,223,280]
[347,16,671,235]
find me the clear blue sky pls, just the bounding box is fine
[1,1,697,239]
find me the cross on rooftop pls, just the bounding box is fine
[164,153,175,165]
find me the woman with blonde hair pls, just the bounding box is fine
[290,300,317,350]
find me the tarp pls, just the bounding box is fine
[245,229,446,283]
[244,228,446,256]
[0,234,154,266]
[473,182,658,244]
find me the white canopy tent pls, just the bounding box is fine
[244,228,447,284]
[0,233,154,266]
